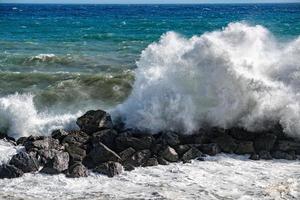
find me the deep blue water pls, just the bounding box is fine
[0,3,299,110]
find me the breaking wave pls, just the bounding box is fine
[117,22,300,137]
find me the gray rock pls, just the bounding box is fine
[24,137,61,152]
[175,145,191,156]
[62,131,89,147]
[143,158,159,167]
[9,151,39,173]
[159,131,180,147]
[275,140,300,154]
[213,135,237,153]
[76,110,113,134]
[125,150,151,167]
[254,134,277,151]
[115,135,153,151]
[181,147,203,162]
[51,129,69,141]
[40,151,69,174]
[161,146,178,162]
[259,151,273,160]
[157,157,169,165]
[249,153,260,160]
[272,151,296,160]
[119,147,136,162]
[94,161,123,177]
[123,164,135,171]
[67,162,89,178]
[88,142,121,165]
[234,141,255,155]
[199,143,221,156]
[0,164,24,179]
[65,145,86,164]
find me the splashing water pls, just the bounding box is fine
[117,22,300,137]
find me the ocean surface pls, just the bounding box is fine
[0,4,300,199]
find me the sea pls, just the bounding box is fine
[0,3,300,199]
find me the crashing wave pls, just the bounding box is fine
[116,22,300,138]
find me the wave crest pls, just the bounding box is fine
[116,22,300,137]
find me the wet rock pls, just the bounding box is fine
[65,145,86,164]
[158,131,180,147]
[88,142,121,165]
[76,110,113,134]
[228,127,257,141]
[125,150,151,167]
[119,147,135,162]
[0,164,24,179]
[51,129,69,142]
[275,140,300,154]
[67,162,89,178]
[16,137,28,145]
[40,151,69,174]
[259,151,272,160]
[123,164,135,171]
[9,151,39,173]
[160,146,178,162]
[115,135,153,151]
[143,158,159,167]
[181,147,203,162]
[199,143,221,156]
[157,157,169,165]
[213,135,237,153]
[94,161,123,177]
[62,131,89,147]
[249,153,260,160]
[271,151,296,160]
[254,134,277,152]
[234,141,255,155]
[92,129,118,149]
[24,137,61,152]
[175,145,191,156]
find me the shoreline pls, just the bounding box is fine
[0,109,299,179]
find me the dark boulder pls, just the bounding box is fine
[16,137,28,145]
[174,145,191,156]
[119,147,136,162]
[199,143,221,156]
[157,131,180,147]
[249,153,260,160]
[124,150,151,167]
[115,135,153,151]
[228,127,257,141]
[213,135,237,153]
[76,110,113,134]
[274,140,300,154]
[157,157,169,165]
[40,151,69,174]
[9,151,39,173]
[160,146,178,162]
[61,131,89,148]
[94,161,123,177]
[181,147,203,162]
[0,164,24,179]
[91,129,118,149]
[123,164,135,171]
[143,158,159,167]
[88,142,121,165]
[24,137,61,152]
[258,151,272,160]
[51,129,69,142]
[234,141,255,155]
[254,134,277,152]
[65,145,86,164]
[271,151,296,160]
[67,162,89,178]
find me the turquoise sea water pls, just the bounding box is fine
[0,3,300,137]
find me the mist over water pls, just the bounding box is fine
[118,22,300,137]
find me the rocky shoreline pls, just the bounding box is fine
[0,109,300,179]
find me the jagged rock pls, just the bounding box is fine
[24,137,61,152]
[65,145,86,164]
[271,151,296,160]
[40,151,69,174]
[199,143,221,156]
[119,147,136,162]
[67,162,89,178]
[228,127,257,141]
[275,140,300,154]
[9,151,39,173]
[254,134,277,151]
[123,164,135,171]
[175,145,191,156]
[92,129,118,149]
[62,131,89,147]
[94,161,123,177]
[157,157,169,165]
[76,110,113,134]
[16,137,28,145]
[249,153,260,160]
[151,143,165,155]
[234,141,255,155]
[158,131,180,147]
[259,151,272,160]
[160,146,178,162]
[88,142,121,165]
[0,164,24,178]
[115,135,153,151]
[125,150,151,167]
[51,129,69,142]
[181,147,203,162]
[213,135,237,153]
[143,158,159,167]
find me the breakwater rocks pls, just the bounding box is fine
[0,109,300,179]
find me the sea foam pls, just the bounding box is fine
[116,22,300,137]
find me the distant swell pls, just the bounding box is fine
[117,22,300,138]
